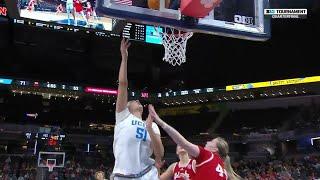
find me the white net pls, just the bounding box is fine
[47,164,54,172]
[47,159,56,172]
[157,27,193,66]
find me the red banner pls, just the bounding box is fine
[85,87,118,95]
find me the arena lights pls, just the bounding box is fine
[156,87,222,98]
[26,113,38,119]
[11,90,80,99]
[162,98,210,106]
[199,132,209,135]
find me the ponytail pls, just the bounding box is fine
[224,155,242,180]
[215,137,242,180]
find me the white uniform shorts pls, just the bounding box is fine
[111,166,159,180]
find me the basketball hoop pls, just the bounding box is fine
[46,159,56,172]
[155,26,193,66]
[47,164,54,172]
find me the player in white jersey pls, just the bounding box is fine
[111,38,164,180]
[65,0,75,25]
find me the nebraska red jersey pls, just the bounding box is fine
[173,159,196,180]
[194,146,227,180]
[27,0,35,10]
[74,0,83,12]
[56,4,63,13]
[85,6,93,16]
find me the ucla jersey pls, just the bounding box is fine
[113,108,160,175]
[66,0,73,11]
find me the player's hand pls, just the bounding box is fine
[120,38,131,58]
[155,159,165,169]
[146,114,153,131]
[180,172,190,180]
[212,0,222,8]
[148,104,160,121]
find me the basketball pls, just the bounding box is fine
[148,0,171,10]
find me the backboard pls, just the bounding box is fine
[38,151,65,171]
[97,0,270,41]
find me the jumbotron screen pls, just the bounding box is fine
[17,0,163,44]
[18,0,113,30]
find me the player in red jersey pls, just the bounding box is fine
[74,0,83,12]
[160,145,196,180]
[73,0,88,26]
[27,0,36,11]
[56,3,64,13]
[84,1,98,21]
[148,105,241,180]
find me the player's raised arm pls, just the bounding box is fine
[146,113,164,169]
[148,105,200,158]
[160,163,175,180]
[116,38,131,113]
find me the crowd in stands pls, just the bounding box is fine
[0,155,113,180]
[234,154,320,180]
[1,153,320,179]
[52,160,113,180]
[0,155,37,180]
